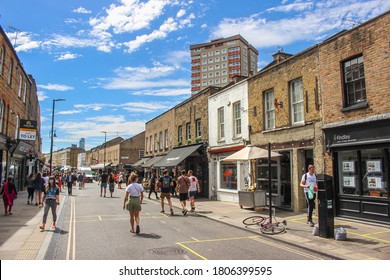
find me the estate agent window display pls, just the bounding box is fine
[338,148,389,198]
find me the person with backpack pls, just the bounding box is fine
[300,164,318,227]
[156,169,174,215]
[148,172,159,199]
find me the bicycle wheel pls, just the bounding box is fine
[243,216,265,226]
[260,223,286,235]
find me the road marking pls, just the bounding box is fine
[249,237,323,260]
[173,227,181,232]
[191,237,199,241]
[177,242,208,260]
[66,196,76,260]
[98,216,102,221]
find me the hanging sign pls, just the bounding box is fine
[19,120,37,141]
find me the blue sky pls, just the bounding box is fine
[1,0,389,153]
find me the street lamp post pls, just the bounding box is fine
[102,131,107,172]
[49,98,65,175]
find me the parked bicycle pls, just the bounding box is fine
[242,209,287,235]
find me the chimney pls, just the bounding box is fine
[272,51,292,63]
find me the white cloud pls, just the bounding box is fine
[266,1,314,13]
[38,83,74,91]
[37,91,49,101]
[211,0,390,49]
[55,53,80,61]
[73,7,92,14]
[57,110,83,115]
[131,88,190,96]
[177,9,186,18]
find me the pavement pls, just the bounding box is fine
[1,187,390,260]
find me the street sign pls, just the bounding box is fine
[19,120,37,141]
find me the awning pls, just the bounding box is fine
[154,144,202,168]
[142,156,164,168]
[90,162,112,170]
[132,158,150,167]
[12,140,33,158]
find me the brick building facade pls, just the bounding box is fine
[247,46,324,212]
[0,26,41,190]
[320,11,390,224]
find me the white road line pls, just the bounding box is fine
[190,237,199,241]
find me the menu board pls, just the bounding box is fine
[343,176,356,187]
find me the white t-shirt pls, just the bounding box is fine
[188,176,198,191]
[301,173,317,193]
[126,183,144,197]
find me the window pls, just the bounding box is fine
[338,149,388,198]
[343,56,366,106]
[0,100,4,133]
[178,125,183,143]
[290,78,304,124]
[18,75,23,98]
[164,129,169,149]
[0,46,4,76]
[154,133,157,151]
[159,131,163,150]
[264,89,275,130]
[23,81,27,103]
[220,161,237,190]
[149,136,153,152]
[145,137,148,152]
[218,107,225,140]
[186,122,191,141]
[15,114,19,139]
[195,119,201,138]
[233,101,241,137]
[8,59,13,86]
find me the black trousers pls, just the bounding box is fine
[27,187,35,201]
[67,183,73,195]
[305,192,316,222]
[149,185,158,198]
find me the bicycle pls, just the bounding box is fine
[242,209,287,235]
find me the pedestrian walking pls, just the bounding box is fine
[108,171,115,197]
[118,173,123,189]
[156,169,174,215]
[99,170,109,197]
[56,173,63,192]
[300,164,318,227]
[1,177,17,215]
[78,173,84,189]
[123,173,144,234]
[176,170,191,215]
[26,173,35,204]
[65,170,74,196]
[33,172,45,206]
[188,170,200,212]
[39,176,60,231]
[169,171,177,197]
[148,172,159,199]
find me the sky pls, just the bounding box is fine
[1,0,389,154]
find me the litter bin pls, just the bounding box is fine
[317,174,334,238]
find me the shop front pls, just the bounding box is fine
[154,144,209,197]
[324,119,390,224]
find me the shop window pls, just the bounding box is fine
[361,149,387,197]
[338,150,359,195]
[338,149,388,198]
[220,161,237,190]
[343,55,366,107]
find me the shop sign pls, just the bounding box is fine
[19,120,37,141]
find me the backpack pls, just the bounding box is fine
[304,173,317,184]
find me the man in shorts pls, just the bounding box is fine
[156,170,174,215]
[99,170,109,197]
[188,170,200,212]
[176,170,191,215]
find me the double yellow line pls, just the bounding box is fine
[66,196,76,260]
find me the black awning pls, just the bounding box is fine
[154,144,202,168]
[142,156,164,168]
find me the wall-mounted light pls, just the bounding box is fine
[227,101,231,106]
